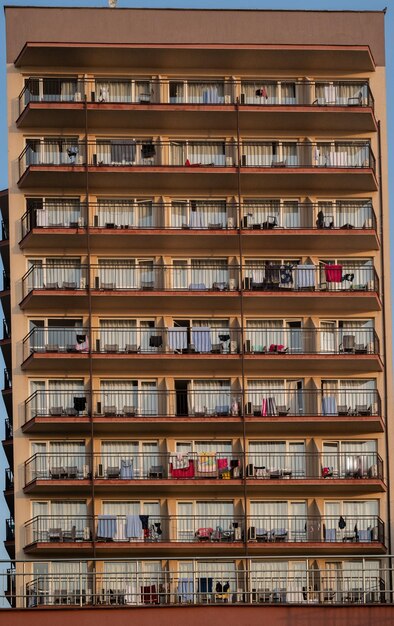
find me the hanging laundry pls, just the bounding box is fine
[75,334,89,352]
[325,264,343,283]
[126,515,143,539]
[73,396,86,412]
[149,335,163,348]
[192,327,212,353]
[168,327,187,351]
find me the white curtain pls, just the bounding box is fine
[171,200,227,229]
[32,441,86,478]
[241,81,278,105]
[322,440,377,479]
[250,501,307,542]
[36,198,81,228]
[30,379,85,418]
[322,379,376,415]
[95,80,132,102]
[46,258,82,289]
[248,441,306,478]
[315,82,368,105]
[250,560,307,603]
[101,441,159,478]
[246,379,302,416]
[188,380,231,415]
[102,501,160,541]
[336,201,372,228]
[186,81,225,103]
[96,199,153,228]
[98,259,154,289]
[177,501,234,541]
[170,141,226,166]
[100,380,158,416]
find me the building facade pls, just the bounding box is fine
[1,6,393,620]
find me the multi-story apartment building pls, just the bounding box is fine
[1,6,393,622]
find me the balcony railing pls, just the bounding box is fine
[4,418,13,440]
[20,200,377,237]
[22,326,380,362]
[13,557,389,607]
[24,451,383,485]
[5,468,14,492]
[18,139,376,178]
[18,77,374,112]
[5,519,14,542]
[4,369,12,390]
[0,271,10,292]
[1,221,8,241]
[24,514,384,548]
[21,262,379,298]
[25,452,243,483]
[23,389,381,423]
[1,320,10,341]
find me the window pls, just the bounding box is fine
[99,379,158,416]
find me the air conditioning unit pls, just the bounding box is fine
[227,216,234,229]
[96,463,104,478]
[229,278,236,291]
[224,94,232,104]
[226,156,233,167]
[83,527,91,541]
[248,526,256,541]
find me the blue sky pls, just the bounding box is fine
[0,0,392,560]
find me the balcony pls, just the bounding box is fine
[23,451,384,497]
[2,417,13,465]
[0,319,11,372]
[17,77,376,132]
[17,139,377,193]
[19,557,391,608]
[20,262,380,317]
[23,514,385,555]
[21,326,382,375]
[19,199,379,254]
[4,467,14,518]
[22,388,383,436]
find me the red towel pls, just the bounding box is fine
[217,458,228,470]
[170,460,195,478]
[325,264,343,283]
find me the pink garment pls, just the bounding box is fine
[217,458,229,471]
[325,264,343,283]
[75,336,89,352]
[262,398,268,416]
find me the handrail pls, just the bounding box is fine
[20,199,377,237]
[18,139,376,178]
[22,325,380,359]
[18,77,375,113]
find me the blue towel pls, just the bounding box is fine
[97,515,117,539]
[192,327,212,353]
[322,396,338,416]
[120,458,133,479]
[178,578,194,602]
[126,515,143,539]
[168,328,187,350]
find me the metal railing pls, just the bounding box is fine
[18,139,376,178]
[1,319,10,341]
[1,220,8,241]
[24,451,383,485]
[18,77,374,112]
[5,519,14,542]
[20,199,377,237]
[24,515,245,546]
[4,418,13,440]
[24,514,384,548]
[21,262,379,298]
[4,368,12,390]
[0,270,10,292]
[24,452,244,483]
[1,556,392,608]
[23,388,382,423]
[22,326,380,361]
